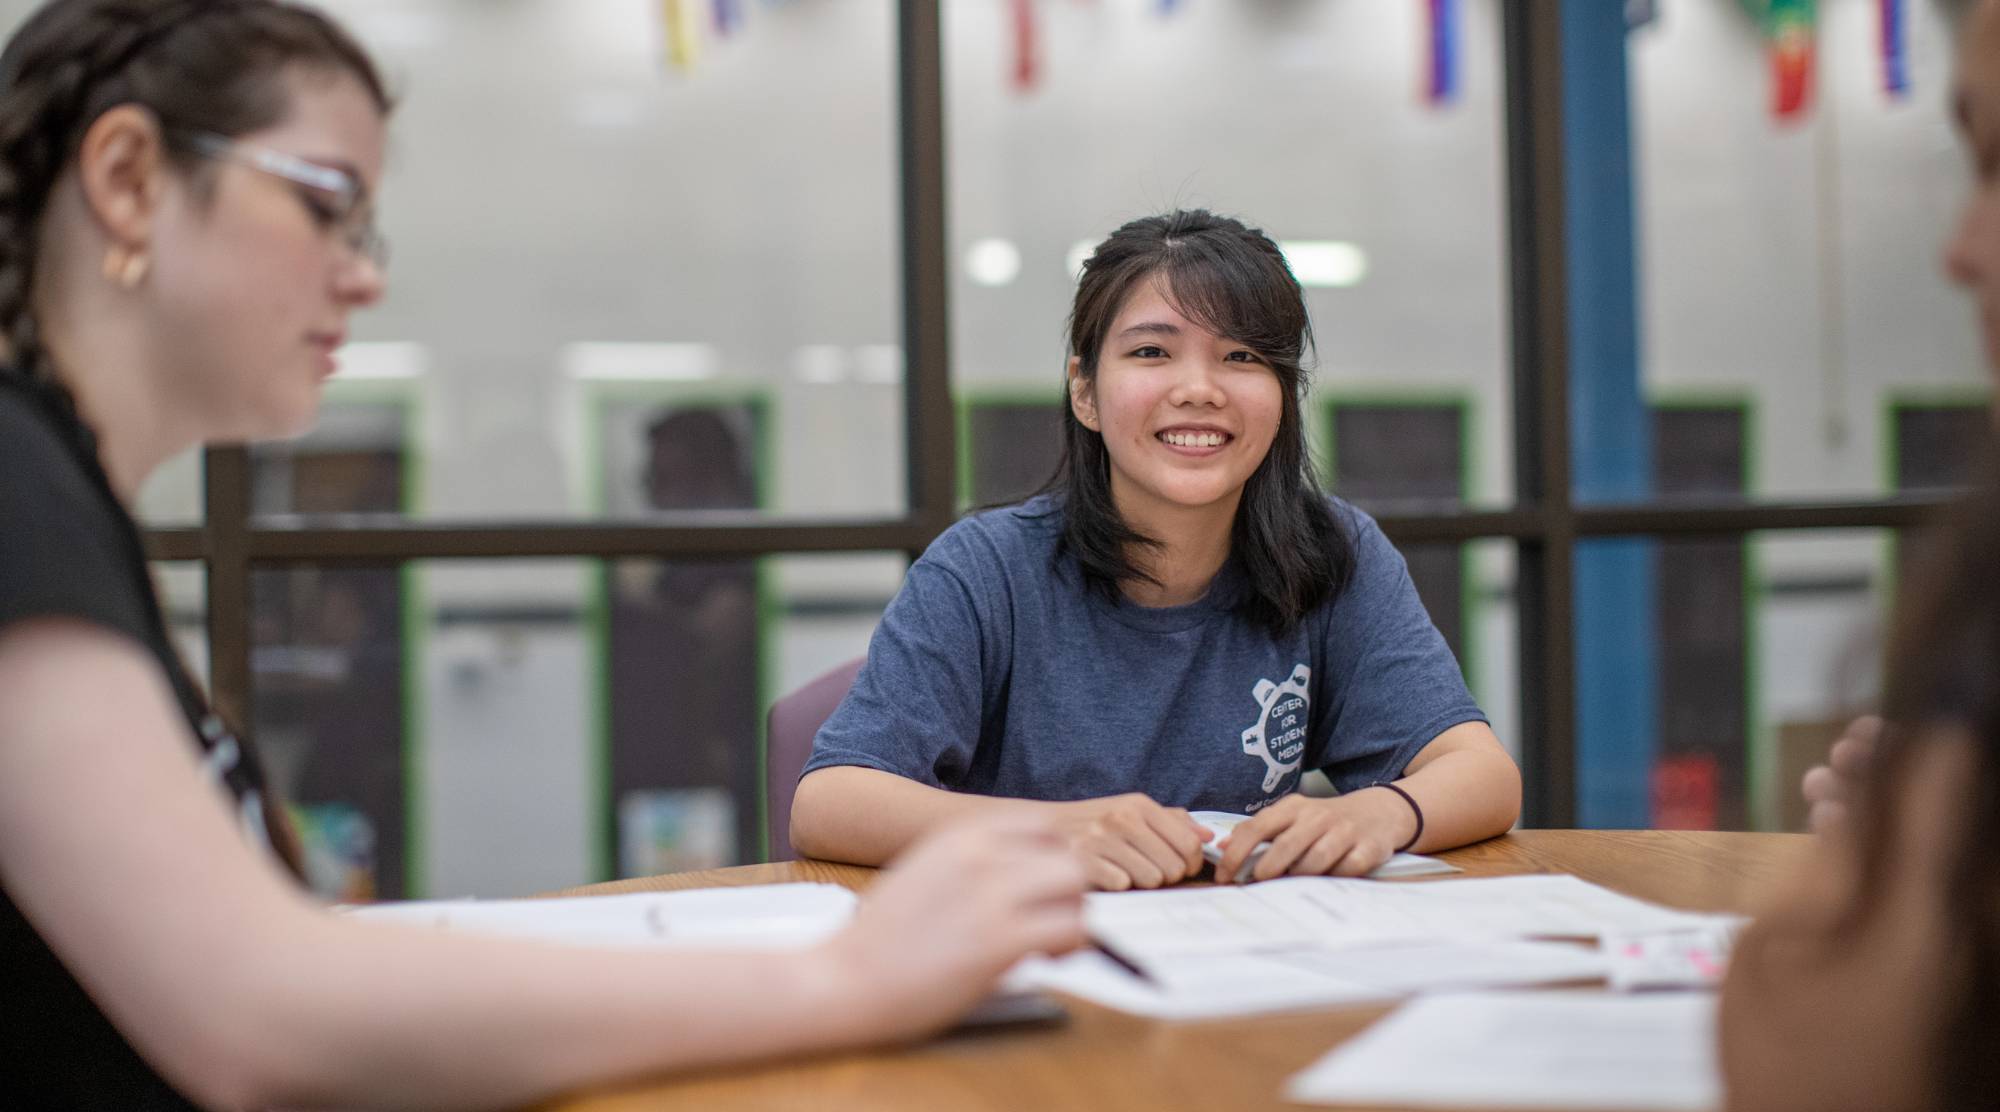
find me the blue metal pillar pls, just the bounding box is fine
[1563,0,1657,827]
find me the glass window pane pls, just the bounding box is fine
[1573,529,1890,833]
[1403,539,1522,773]
[1623,0,1986,506]
[947,0,1515,511]
[296,1,903,521]
[248,553,901,900]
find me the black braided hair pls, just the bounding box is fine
[0,0,388,396]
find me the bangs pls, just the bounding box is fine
[1154,238,1311,367]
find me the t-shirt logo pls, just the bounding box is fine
[1241,663,1311,794]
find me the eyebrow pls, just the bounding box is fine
[1116,321,1182,339]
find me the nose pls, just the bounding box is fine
[1165,357,1228,408]
[335,253,387,308]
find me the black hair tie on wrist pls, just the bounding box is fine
[1373,781,1424,854]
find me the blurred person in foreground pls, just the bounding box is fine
[0,2,1084,1108]
[1723,6,2000,1108]
[1800,0,2000,835]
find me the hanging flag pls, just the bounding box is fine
[1879,0,1909,98]
[1424,0,1459,107]
[713,0,742,38]
[1010,0,1039,93]
[1767,0,1815,121]
[662,0,699,73]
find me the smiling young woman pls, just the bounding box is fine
[790,209,1522,892]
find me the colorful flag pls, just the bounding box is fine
[662,0,699,73]
[1879,0,1909,98]
[1425,0,1459,107]
[1011,0,1039,92]
[713,0,742,38]
[1767,0,1815,121]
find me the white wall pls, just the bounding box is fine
[1634,0,1977,500]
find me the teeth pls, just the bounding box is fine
[1161,430,1226,448]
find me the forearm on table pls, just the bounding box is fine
[790,765,1056,865]
[219,909,879,1111]
[1382,723,1522,854]
[0,628,894,1111]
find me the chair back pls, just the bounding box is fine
[765,656,865,860]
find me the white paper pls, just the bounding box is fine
[343,883,857,950]
[1083,885,1328,959]
[1086,874,1738,967]
[1285,991,1720,1110]
[1005,950,1390,1020]
[1370,852,1462,878]
[1006,940,1610,1021]
[1250,874,1739,941]
[1263,940,1612,994]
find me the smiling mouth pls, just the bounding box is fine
[1158,429,1232,449]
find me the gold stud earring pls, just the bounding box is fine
[103,248,149,290]
[119,252,149,289]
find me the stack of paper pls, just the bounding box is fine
[1285,991,1719,1111]
[1008,940,1612,1021]
[1085,874,1738,966]
[1010,874,1738,1021]
[344,883,857,950]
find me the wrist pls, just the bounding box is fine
[1045,796,1109,829]
[799,937,897,1048]
[1367,782,1424,853]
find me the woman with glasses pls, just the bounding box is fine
[0,2,1085,1108]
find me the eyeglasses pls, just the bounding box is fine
[180,131,389,269]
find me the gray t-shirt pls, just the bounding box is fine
[803,495,1487,814]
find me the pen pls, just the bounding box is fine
[1089,933,1156,984]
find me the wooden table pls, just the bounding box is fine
[543,830,1806,1112]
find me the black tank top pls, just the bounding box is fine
[0,372,283,1109]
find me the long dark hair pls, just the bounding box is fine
[1855,446,2000,1112]
[1048,209,1352,636]
[0,0,390,876]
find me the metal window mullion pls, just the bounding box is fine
[227,520,936,563]
[898,0,956,563]
[1505,0,1576,829]
[147,497,1963,565]
[201,445,255,733]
